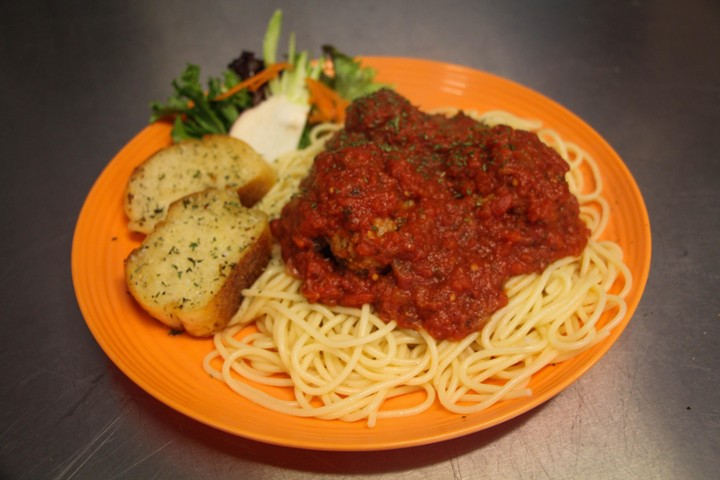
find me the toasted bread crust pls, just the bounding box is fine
[175,226,272,336]
[124,188,272,336]
[124,135,276,234]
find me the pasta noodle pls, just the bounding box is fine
[202,109,631,427]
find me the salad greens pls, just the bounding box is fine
[321,45,387,102]
[149,9,390,146]
[150,65,253,143]
[263,10,321,104]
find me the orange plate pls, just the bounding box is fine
[71,57,651,451]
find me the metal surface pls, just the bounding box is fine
[1,1,718,478]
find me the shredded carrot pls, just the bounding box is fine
[212,62,290,101]
[306,78,349,124]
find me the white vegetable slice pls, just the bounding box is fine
[229,95,309,163]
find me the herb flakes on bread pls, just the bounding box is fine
[124,134,276,234]
[124,188,271,337]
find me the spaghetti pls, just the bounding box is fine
[203,107,631,427]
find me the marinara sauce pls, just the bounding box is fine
[271,89,589,340]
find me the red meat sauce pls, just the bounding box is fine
[271,89,589,340]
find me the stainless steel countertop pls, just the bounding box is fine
[2,1,718,478]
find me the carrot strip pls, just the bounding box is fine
[213,62,290,101]
[306,78,349,124]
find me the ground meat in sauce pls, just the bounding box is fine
[271,89,589,340]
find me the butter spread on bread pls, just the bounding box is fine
[125,135,276,234]
[124,188,271,336]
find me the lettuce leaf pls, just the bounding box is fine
[321,45,390,101]
[263,9,321,104]
[149,64,253,143]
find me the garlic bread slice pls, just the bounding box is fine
[125,135,275,234]
[124,188,271,336]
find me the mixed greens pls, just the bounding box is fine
[150,10,389,149]
[149,65,254,143]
